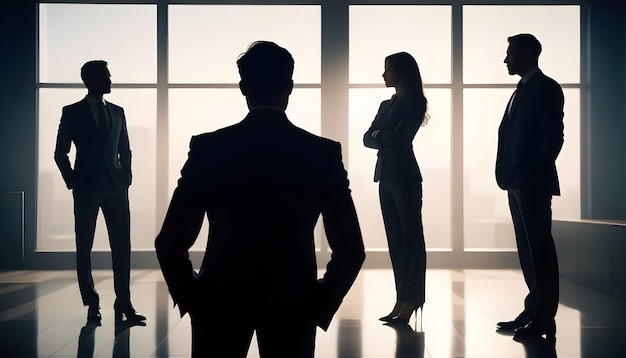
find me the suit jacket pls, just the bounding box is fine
[363,92,425,183]
[54,97,132,190]
[155,107,365,331]
[495,70,564,194]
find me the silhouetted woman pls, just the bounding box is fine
[363,52,428,326]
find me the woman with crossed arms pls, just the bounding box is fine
[364,51,429,326]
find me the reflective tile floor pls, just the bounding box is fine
[1,269,625,357]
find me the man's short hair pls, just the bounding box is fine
[236,41,294,100]
[81,60,108,86]
[508,34,542,59]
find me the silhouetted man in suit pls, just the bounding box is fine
[495,34,564,340]
[54,60,145,323]
[155,41,365,357]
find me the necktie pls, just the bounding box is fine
[97,101,110,137]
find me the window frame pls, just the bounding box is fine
[35,0,586,269]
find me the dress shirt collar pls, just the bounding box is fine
[520,66,540,86]
[244,105,293,129]
[248,105,285,113]
[85,95,107,109]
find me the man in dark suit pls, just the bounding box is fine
[495,34,564,340]
[54,60,145,323]
[155,41,365,357]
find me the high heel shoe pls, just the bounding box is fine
[379,301,404,322]
[379,314,396,322]
[414,305,423,332]
[386,303,424,330]
[386,315,410,325]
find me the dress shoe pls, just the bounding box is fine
[514,321,556,340]
[87,304,101,322]
[497,320,526,331]
[114,304,146,322]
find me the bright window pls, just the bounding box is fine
[39,4,157,83]
[36,2,581,255]
[349,6,453,250]
[462,6,580,250]
[168,5,321,84]
[463,5,580,84]
[349,6,452,84]
[37,4,157,251]
[37,88,157,251]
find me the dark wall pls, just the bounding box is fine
[585,0,626,220]
[1,1,625,269]
[1,1,37,269]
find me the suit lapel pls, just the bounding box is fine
[380,99,401,128]
[508,70,542,119]
[383,95,405,127]
[499,88,518,132]
[508,87,525,119]
[104,102,114,139]
[384,98,395,119]
[76,98,99,133]
[103,101,124,142]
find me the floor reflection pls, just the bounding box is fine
[77,321,99,358]
[0,269,624,357]
[513,335,557,358]
[114,319,146,358]
[383,324,425,358]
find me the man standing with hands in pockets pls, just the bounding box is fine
[495,34,564,341]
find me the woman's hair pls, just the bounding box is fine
[385,52,430,125]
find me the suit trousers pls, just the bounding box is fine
[189,295,317,358]
[379,178,426,304]
[72,175,131,307]
[508,188,559,326]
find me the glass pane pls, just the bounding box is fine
[39,4,157,83]
[168,88,321,251]
[463,5,580,84]
[349,6,452,84]
[463,89,516,250]
[38,89,157,251]
[463,88,580,250]
[349,88,452,250]
[553,89,581,220]
[168,89,247,196]
[169,5,320,84]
